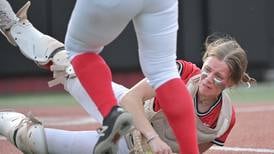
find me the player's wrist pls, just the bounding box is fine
[146,134,159,143]
[144,131,159,143]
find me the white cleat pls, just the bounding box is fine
[0,0,19,45]
[0,112,48,154]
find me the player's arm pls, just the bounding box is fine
[176,60,201,82]
[120,78,155,137]
[120,79,172,153]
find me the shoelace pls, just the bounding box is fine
[96,126,108,136]
[15,112,42,130]
[26,112,42,124]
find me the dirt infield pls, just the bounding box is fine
[1,103,274,154]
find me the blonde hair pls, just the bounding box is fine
[202,34,256,87]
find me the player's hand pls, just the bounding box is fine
[148,136,173,154]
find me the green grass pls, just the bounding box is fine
[0,82,273,108]
[0,92,78,107]
[228,82,274,104]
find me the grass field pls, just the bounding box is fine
[0,81,273,107]
[0,92,78,107]
[228,81,274,104]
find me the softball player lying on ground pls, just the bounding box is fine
[0,1,256,154]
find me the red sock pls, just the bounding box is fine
[156,78,199,154]
[71,53,116,117]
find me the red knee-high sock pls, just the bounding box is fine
[156,78,199,154]
[71,53,116,117]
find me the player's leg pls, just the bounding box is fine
[133,0,198,153]
[0,112,48,154]
[0,0,17,28]
[0,1,73,87]
[0,1,64,67]
[45,128,130,154]
[65,0,141,116]
[0,0,18,45]
[0,1,132,153]
[64,78,129,123]
[65,0,144,153]
[0,0,100,122]
[0,111,130,154]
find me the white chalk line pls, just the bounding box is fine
[210,146,274,153]
[39,117,98,126]
[236,105,274,113]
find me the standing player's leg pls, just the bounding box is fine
[133,0,198,153]
[64,0,143,153]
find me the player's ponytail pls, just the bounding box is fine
[241,72,256,88]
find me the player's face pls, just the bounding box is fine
[199,56,231,98]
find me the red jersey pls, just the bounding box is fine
[154,60,236,146]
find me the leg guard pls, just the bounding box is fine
[11,18,64,65]
[1,1,76,87]
[0,112,48,154]
[11,1,63,65]
[3,1,64,65]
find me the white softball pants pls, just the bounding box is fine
[65,0,180,88]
